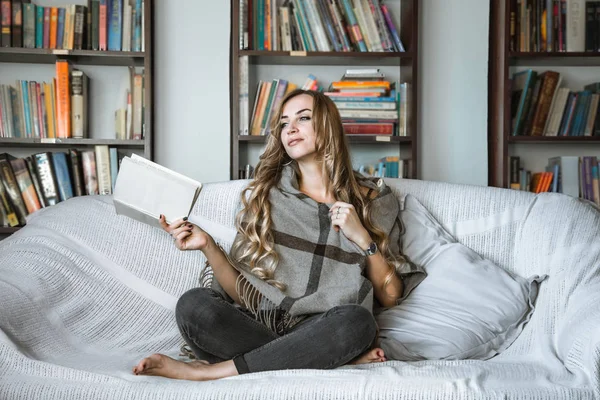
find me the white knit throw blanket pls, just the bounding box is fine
[0,179,598,400]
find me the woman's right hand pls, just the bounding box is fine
[159,215,212,251]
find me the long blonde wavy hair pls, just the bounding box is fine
[230,89,404,297]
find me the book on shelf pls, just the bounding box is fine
[356,157,411,178]
[510,69,600,137]
[71,69,89,139]
[508,155,600,205]
[240,68,410,138]
[509,0,593,52]
[0,146,129,227]
[113,154,202,230]
[0,60,145,141]
[238,0,405,53]
[1,0,145,51]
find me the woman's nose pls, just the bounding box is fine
[287,121,298,133]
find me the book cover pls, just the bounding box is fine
[9,157,41,215]
[113,154,203,229]
[33,152,59,206]
[57,7,65,50]
[71,69,89,138]
[11,0,22,47]
[35,4,43,48]
[1,0,11,47]
[94,145,112,195]
[22,2,35,48]
[49,7,57,48]
[25,155,45,207]
[0,178,19,226]
[99,0,107,50]
[91,0,99,50]
[51,152,74,202]
[107,0,122,51]
[0,153,28,225]
[55,60,72,138]
[73,4,85,50]
[81,150,98,195]
[42,6,49,48]
[109,147,119,192]
[68,148,85,197]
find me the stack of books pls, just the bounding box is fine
[325,69,409,136]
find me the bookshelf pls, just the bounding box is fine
[230,0,419,180]
[0,0,154,235]
[488,0,600,189]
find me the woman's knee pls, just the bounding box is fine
[328,305,378,348]
[175,287,221,328]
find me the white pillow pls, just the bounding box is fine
[376,194,546,361]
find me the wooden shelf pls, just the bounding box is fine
[509,51,600,67]
[0,227,21,234]
[508,136,600,144]
[0,47,146,66]
[238,135,412,144]
[0,138,145,147]
[239,50,413,66]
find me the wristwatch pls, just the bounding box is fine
[364,241,378,256]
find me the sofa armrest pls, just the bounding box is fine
[557,288,600,393]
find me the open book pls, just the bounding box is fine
[113,154,202,229]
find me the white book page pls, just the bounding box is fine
[114,157,201,225]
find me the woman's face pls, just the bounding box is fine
[280,94,317,163]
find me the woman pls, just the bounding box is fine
[132,89,426,380]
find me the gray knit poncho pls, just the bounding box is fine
[210,166,426,334]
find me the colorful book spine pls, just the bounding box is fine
[91,0,99,50]
[11,0,23,47]
[22,3,35,48]
[108,0,122,51]
[55,60,72,138]
[57,8,65,50]
[35,5,43,48]
[0,0,11,47]
[42,6,50,48]
[10,157,41,214]
[49,7,58,48]
[51,152,74,201]
[133,0,142,51]
[68,149,85,197]
[380,3,405,52]
[99,0,107,50]
[34,152,59,206]
[340,0,367,51]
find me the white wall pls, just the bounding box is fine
[154,0,490,186]
[154,0,231,183]
[419,0,489,186]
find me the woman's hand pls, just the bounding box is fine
[159,215,212,251]
[329,202,372,251]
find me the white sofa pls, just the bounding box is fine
[0,178,598,400]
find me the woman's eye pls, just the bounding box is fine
[300,116,311,121]
[280,122,288,128]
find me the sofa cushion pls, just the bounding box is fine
[376,194,545,361]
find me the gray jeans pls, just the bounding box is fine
[175,287,377,374]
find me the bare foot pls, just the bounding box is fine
[350,348,387,365]
[132,354,237,381]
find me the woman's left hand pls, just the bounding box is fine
[329,202,372,250]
